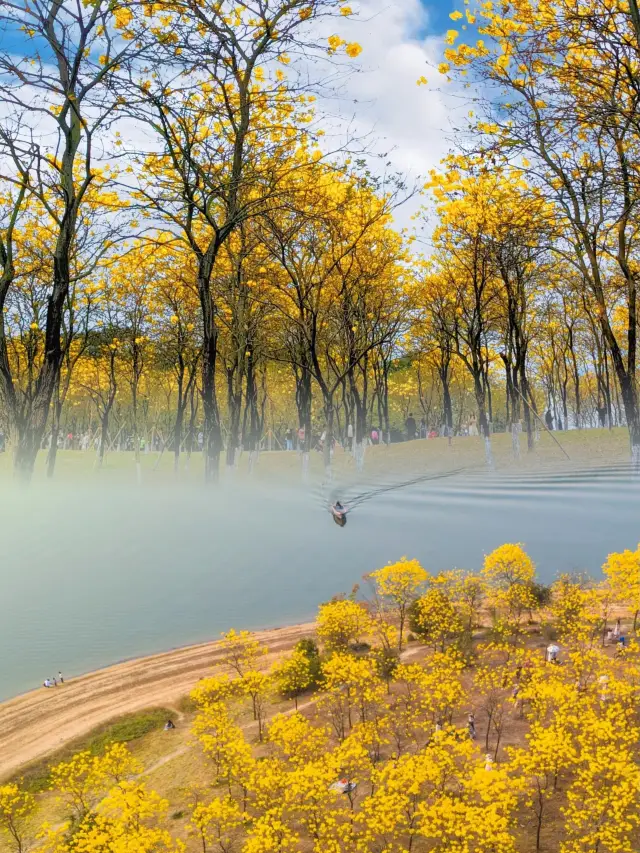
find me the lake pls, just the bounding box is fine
[1,463,638,701]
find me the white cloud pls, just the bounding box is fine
[314,0,464,232]
[0,1,460,240]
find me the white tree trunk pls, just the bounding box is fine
[511,422,521,460]
[484,435,494,467]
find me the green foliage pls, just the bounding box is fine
[295,638,322,686]
[13,708,172,794]
[529,582,552,609]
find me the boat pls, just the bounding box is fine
[331,505,347,527]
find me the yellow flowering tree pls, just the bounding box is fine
[551,575,600,646]
[561,704,640,853]
[49,743,141,823]
[219,629,268,677]
[192,701,255,792]
[267,712,330,767]
[0,783,35,853]
[189,795,245,853]
[509,717,579,850]
[316,599,373,653]
[272,647,320,709]
[482,544,537,625]
[320,653,385,740]
[603,547,640,632]
[367,558,429,650]
[239,671,272,741]
[411,587,463,651]
[432,569,487,633]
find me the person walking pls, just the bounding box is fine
[467,712,476,740]
[285,428,293,451]
[545,410,554,431]
[405,413,417,441]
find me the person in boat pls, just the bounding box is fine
[331,501,347,527]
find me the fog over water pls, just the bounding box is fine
[1,465,639,701]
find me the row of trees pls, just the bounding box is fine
[3,0,640,481]
[4,543,640,852]
[428,0,640,463]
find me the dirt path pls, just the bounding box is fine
[0,622,315,780]
[141,695,320,779]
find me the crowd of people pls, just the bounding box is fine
[12,407,568,463]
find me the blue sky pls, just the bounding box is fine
[0,0,456,57]
[420,0,456,36]
[0,0,458,234]
[0,18,54,60]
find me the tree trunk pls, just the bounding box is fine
[46,394,63,479]
[296,367,312,481]
[173,399,184,474]
[244,344,260,474]
[322,401,334,478]
[98,414,109,467]
[201,314,222,483]
[473,372,493,466]
[185,380,198,472]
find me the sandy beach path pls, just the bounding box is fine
[0,621,315,780]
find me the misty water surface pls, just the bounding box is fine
[1,464,639,700]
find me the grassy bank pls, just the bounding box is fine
[14,708,173,794]
[0,427,631,487]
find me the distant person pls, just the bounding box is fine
[420,417,427,439]
[52,676,57,687]
[43,678,52,688]
[347,423,354,450]
[405,413,417,441]
[58,671,64,684]
[285,428,293,451]
[467,712,476,740]
[297,426,305,447]
[545,410,554,430]
[371,427,379,445]
[164,719,176,731]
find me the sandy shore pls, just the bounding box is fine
[0,621,315,780]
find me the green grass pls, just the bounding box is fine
[13,708,173,793]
